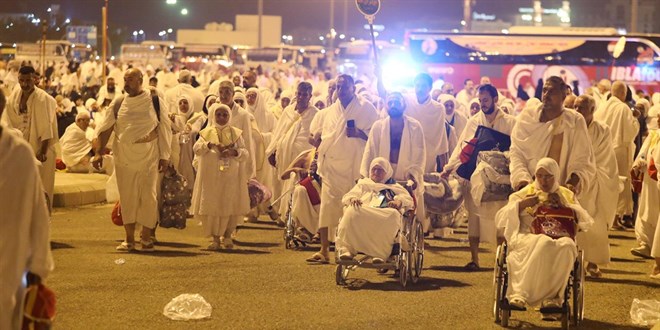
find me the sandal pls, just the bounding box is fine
[586,264,602,278]
[116,241,135,252]
[140,240,154,252]
[464,261,480,271]
[306,252,329,264]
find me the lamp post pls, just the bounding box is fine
[102,0,108,82]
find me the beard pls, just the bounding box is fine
[482,104,496,115]
[107,86,115,93]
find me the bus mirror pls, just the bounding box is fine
[613,36,626,59]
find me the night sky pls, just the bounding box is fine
[0,0,562,39]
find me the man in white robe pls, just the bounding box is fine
[164,70,204,116]
[405,73,449,173]
[593,81,640,221]
[630,113,659,259]
[307,74,379,263]
[156,66,177,91]
[651,142,660,278]
[93,68,172,251]
[592,79,611,107]
[455,78,476,108]
[441,84,516,270]
[360,91,426,227]
[266,82,318,224]
[2,66,58,210]
[574,95,619,277]
[0,89,54,330]
[510,76,595,201]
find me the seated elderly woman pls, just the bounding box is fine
[336,157,414,263]
[496,158,593,315]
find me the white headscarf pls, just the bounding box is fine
[176,94,194,120]
[85,98,96,110]
[468,97,480,117]
[437,94,458,114]
[534,157,560,193]
[246,87,275,131]
[208,103,231,129]
[647,105,660,130]
[233,91,246,105]
[369,157,394,183]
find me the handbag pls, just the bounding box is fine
[111,201,123,226]
[299,176,321,206]
[649,157,658,181]
[531,205,577,240]
[631,168,644,193]
[456,125,511,180]
[22,284,56,330]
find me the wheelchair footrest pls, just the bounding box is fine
[539,306,566,314]
[502,301,527,311]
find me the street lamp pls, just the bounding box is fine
[181,8,188,15]
[166,0,177,4]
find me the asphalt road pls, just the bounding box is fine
[47,204,659,329]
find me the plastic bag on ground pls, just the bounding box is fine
[163,294,212,321]
[630,298,660,326]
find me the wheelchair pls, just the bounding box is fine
[492,241,585,329]
[283,185,319,249]
[335,182,424,288]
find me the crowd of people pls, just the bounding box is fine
[1,56,660,328]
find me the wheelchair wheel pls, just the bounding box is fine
[410,219,424,284]
[335,264,348,285]
[501,305,510,327]
[561,310,569,330]
[493,244,505,323]
[399,252,409,288]
[572,251,585,325]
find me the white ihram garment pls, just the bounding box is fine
[3,87,58,209]
[576,120,618,265]
[266,104,319,216]
[360,116,427,229]
[60,123,92,168]
[634,131,660,252]
[445,109,516,240]
[510,105,596,204]
[95,91,172,228]
[317,95,379,236]
[593,97,639,216]
[404,95,449,173]
[0,127,54,329]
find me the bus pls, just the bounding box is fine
[141,40,185,64]
[404,27,660,97]
[179,44,234,71]
[14,40,94,66]
[0,42,16,61]
[119,44,168,68]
